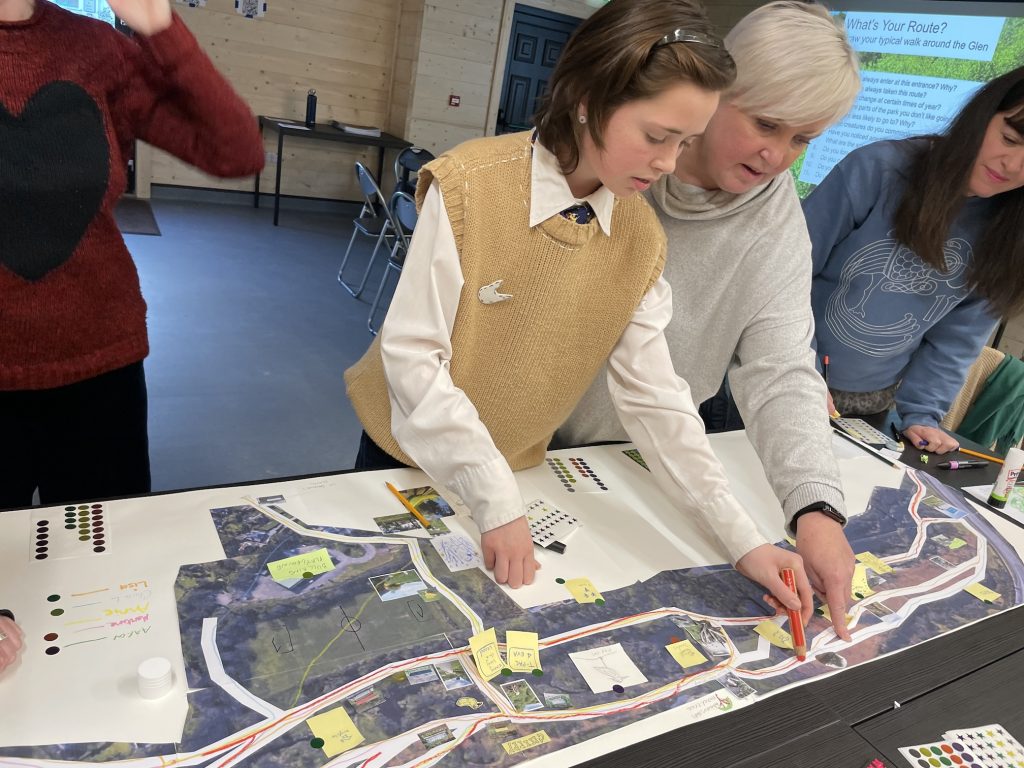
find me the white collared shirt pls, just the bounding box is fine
[378,141,768,563]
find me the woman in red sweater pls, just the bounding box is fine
[0,0,264,508]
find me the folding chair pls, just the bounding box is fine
[393,147,435,197]
[337,162,396,298]
[368,191,418,336]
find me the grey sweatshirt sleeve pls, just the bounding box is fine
[727,204,847,528]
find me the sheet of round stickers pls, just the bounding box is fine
[32,504,110,560]
[546,457,608,493]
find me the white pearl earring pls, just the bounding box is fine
[578,114,587,124]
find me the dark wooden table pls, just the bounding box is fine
[573,427,1024,768]
[254,116,412,225]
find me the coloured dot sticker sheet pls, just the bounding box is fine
[900,724,1024,767]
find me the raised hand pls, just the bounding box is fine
[106,0,172,36]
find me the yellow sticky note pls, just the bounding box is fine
[785,536,796,547]
[964,582,1002,603]
[564,577,603,604]
[665,639,708,669]
[501,730,551,756]
[851,563,875,599]
[753,620,793,649]
[818,605,853,624]
[505,630,541,672]
[469,627,504,680]
[306,706,365,757]
[267,548,334,582]
[948,537,967,550]
[855,552,893,574]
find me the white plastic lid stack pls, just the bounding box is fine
[137,657,174,700]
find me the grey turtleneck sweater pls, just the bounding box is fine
[556,170,846,527]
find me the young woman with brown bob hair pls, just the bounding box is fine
[345,0,817,624]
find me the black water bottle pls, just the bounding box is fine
[305,89,317,127]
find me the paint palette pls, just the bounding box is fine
[832,417,903,452]
[546,457,608,493]
[32,504,110,561]
[525,499,580,549]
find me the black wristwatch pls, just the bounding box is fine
[792,501,847,533]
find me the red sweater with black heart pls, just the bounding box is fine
[0,1,263,390]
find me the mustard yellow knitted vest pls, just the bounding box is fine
[345,131,666,469]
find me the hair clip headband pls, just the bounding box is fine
[655,28,721,48]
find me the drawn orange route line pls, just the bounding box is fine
[70,588,109,596]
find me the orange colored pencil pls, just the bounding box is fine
[384,481,431,528]
[781,568,806,661]
[957,447,1003,465]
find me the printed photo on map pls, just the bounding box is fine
[373,512,421,535]
[369,569,428,601]
[418,724,455,748]
[500,679,543,712]
[406,665,440,686]
[672,616,730,657]
[543,692,572,709]
[399,486,457,519]
[719,673,756,699]
[434,659,473,690]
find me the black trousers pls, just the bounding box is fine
[699,376,746,433]
[0,362,151,510]
[354,430,409,471]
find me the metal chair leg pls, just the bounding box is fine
[368,261,401,336]
[345,224,392,299]
[337,227,362,288]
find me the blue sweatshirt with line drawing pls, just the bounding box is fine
[802,139,999,429]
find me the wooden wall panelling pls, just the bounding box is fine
[148,0,399,201]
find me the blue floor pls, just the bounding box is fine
[130,195,389,493]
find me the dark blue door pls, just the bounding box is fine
[497,5,582,134]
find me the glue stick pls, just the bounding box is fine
[988,446,1024,509]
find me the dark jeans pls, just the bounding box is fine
[698,376,746,433]
[0,362,151,509]
[355,430,409,471]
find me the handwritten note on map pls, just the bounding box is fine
[855,551,893,574]
[469,627,504,680]
[267,548,334,582]
[964,582,1002,603]
[506,630,541,672]
[754,621,793,649]
[666,639,708,668]
[851,563,876,599]
[306,706,365,757]
[564,577,603,604]
[502,730,551,756]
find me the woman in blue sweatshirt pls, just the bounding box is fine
[804,66,1024,453]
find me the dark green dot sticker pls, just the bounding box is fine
[595,598,606,606]
[531,668,543,677]
[50,608,64,617]
[555,578,565,584]
[501,668,512,676]
[47,595,60,602]
[302,571,314,579]
[309,737,324,749]
[854,592,864,599]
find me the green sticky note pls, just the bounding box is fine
[267,548,334,582]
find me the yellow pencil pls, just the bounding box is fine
[957,447,1003,465]
[384,481,431,528]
